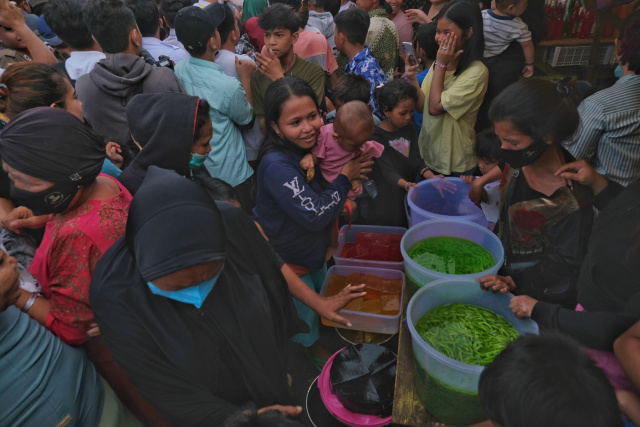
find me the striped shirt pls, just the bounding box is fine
[482,9,531,58]
[565,74,640,187]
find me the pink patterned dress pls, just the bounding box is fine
[29,174,170,426]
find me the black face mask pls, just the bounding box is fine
[10,181,79,215]
[500,138,550,169]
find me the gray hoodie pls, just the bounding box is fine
[76,53,184,145]
[306,11,336,55]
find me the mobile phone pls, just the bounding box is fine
[403,42,418,66]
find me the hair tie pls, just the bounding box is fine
[0,83,8,99]
[556,77,574,97]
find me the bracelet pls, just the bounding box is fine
[524,62,534,66]
[420,167,430,177]
[22,292,39,313]
[434,62,447,69]
[405,182,412,191]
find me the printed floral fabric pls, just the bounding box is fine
[30,179,131,345]
[344,45,387,118]
[336,9,399,80]
[367,9,400,80]
[28,176,170,425]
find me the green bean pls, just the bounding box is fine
[408,237,495,274]
[415,304,519,366]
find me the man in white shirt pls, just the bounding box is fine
[214,3,262,167]
[43,0,105,82]
[159,0,191,49]
[127,0,189,64]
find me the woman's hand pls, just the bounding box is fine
[462,175,475,185]
[468,180,488,206]
[86,322,101,337]
[555,160,608,195]
[405,8,429,24]
[0,206,50,234]
[0,0,26,29]
[404,53,421,82]
[299,153,315,171]
[509,295,538,318]
[341,153,373,182]
[105,142,123,169]
[477,274,516,293]
[317,284,367,327]
[255,49,285,82]
[0,250,19,311]
[421,169,444,180]
[235,55,256,81]
[258,405,303,417]
[436,33,463,68]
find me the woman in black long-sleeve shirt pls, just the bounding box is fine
[509,160,640,394]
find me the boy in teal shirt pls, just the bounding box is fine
[174,4,257,210]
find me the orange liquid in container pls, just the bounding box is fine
[324,273,403,316]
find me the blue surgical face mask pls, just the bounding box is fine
[147,266,223,309]
[614,65,623,79]
[189,153,207,169]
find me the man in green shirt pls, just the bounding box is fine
[251,3,325,133]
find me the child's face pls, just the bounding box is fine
[435,17,470,52]
[478,157,499,176]
[191,119,213,156]
[264,27,297,60]
[334,122,374,152]
[0,26,26,50]
[506,0,528,16]
[384,98,415,130]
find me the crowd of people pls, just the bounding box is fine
[0,0,637,425]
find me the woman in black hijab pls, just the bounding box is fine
[118,92,214,195]
[90,166,307,425]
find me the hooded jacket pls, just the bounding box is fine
[118,92,199,196]
[75,53,184,145]
[306,10,336,54]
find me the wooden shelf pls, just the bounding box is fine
[539,37,615,46]
[392,289,436,427]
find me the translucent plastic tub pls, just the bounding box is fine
[407,279,539,426]
[319,265,405,335]
[406,177,488,228]
[401,219,504,296]
[334,224,407,271]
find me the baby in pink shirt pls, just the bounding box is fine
[300,101,384,200]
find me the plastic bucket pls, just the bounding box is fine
[407,279,539,426]
[334,224,406,272]
[406,177,488,228]
[401,219,503,296]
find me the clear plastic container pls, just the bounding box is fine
[319,265,405,335]
[406,177,488,228]
[401,219,504,295]
[334,224,407,271]
[406,279,539,426]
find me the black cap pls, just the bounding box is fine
[174,3,226,52]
